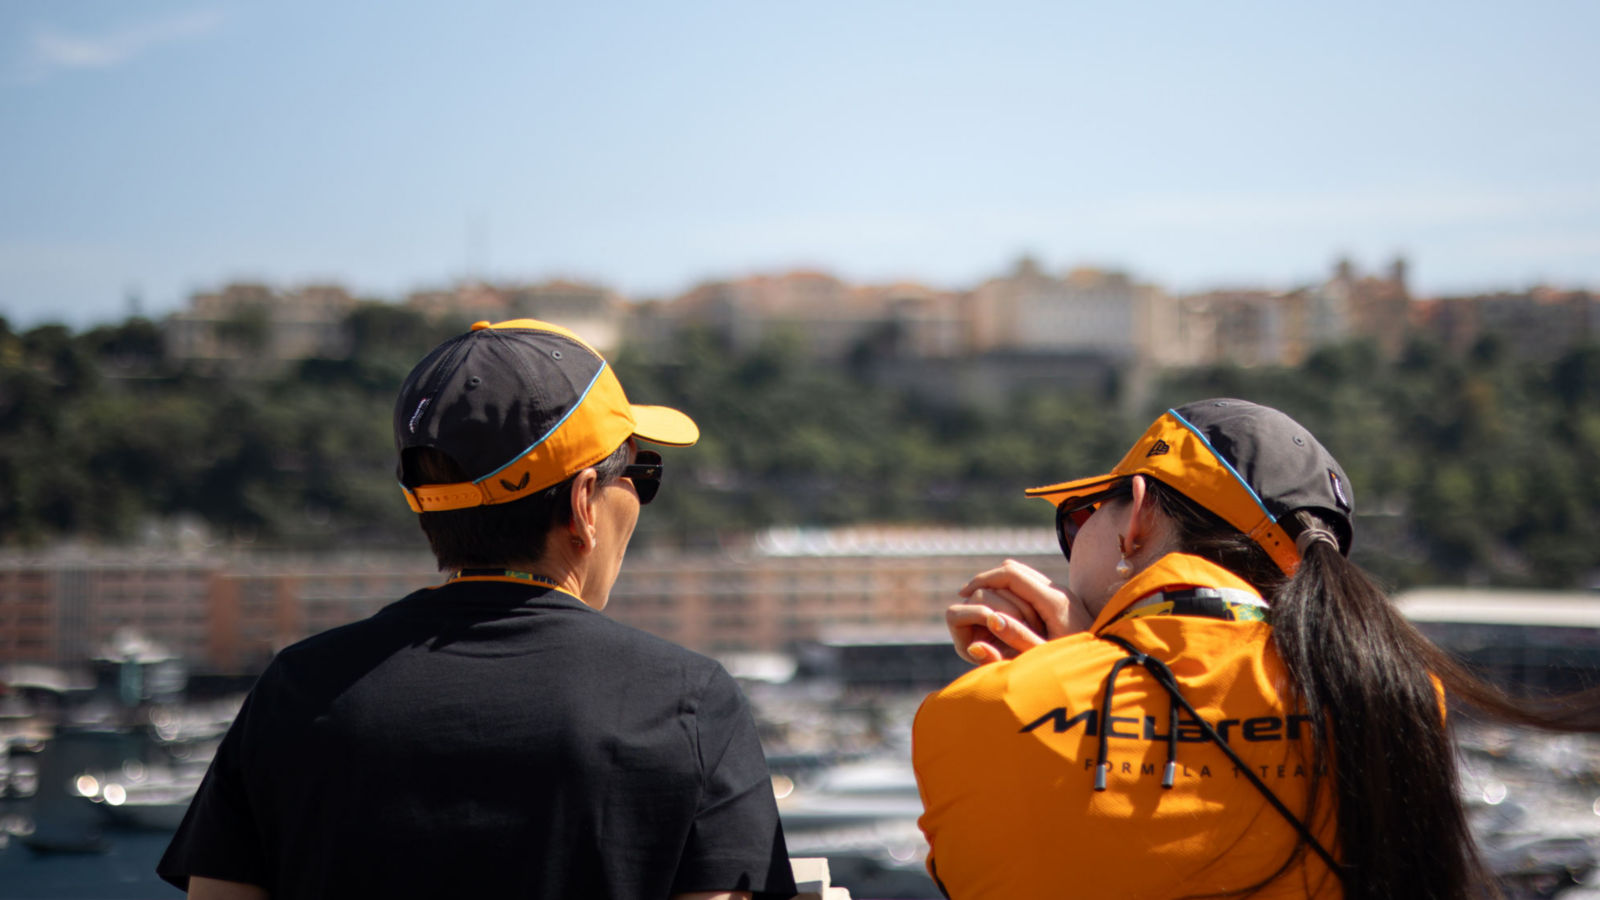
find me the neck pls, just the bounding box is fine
[541,538,603,609]
[548,569,592,606]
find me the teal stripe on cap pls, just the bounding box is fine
[1167,407,1277,523]
[475,362,609,485]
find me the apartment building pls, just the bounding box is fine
[152,255,1596,411]
[0,550,435,675]
[650,271,938,361]
[0,554,216,670]
[1417,287,1598,359]
[163,283,358,371]
[405,279,623,352]
[966,258,1167,360]
[0,530,1059,676]
[608,526,1060,654]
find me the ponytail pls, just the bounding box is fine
[1273,517,1478,898]
[1144,480,1598,899]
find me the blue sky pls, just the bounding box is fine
[3,1,1597,328]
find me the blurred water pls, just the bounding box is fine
[0,819,178,900]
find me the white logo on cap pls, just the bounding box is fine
[408,397,430,434]
[1329,470,1350,511]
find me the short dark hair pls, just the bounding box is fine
[402,442,631,570]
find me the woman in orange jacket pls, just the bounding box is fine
[913,398,1590,899]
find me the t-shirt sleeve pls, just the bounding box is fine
[671,664,797,900]
[156,689,270,891]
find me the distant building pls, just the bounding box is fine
[404,281,511,325]
[608,526,1063,655]
[0,550,433,675]
[0,531,1061,675]
[5,545,1600,693]
[648,271,925,361]
[163,283,357,372]
[0,554,218,670]
[405,279,623,352]
[1164,289,1289,368]
[205,555,439,672]
[869,283,967,360]
[1305,256,1412,360]
[967,257,1166,360]
[1416,287,1598,359]
[1158,257,1413,369]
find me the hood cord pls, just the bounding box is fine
[1094,655,1180,790]
[1095,633,1345,885]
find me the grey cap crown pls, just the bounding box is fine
[1174,398,1355,552]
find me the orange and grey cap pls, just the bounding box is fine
[1026,398,1353,574]
[393,319,698,513]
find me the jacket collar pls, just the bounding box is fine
[1088,553,1264,634]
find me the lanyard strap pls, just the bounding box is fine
[446,568,562,589]
[1117,587,1269,624]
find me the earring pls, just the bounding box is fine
[1115,535,1135,578]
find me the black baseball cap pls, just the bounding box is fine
[393,319,698,513]
[1026,399,1354,574]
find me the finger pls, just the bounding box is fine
[957,567,1011,598]
[1000,558,1055,591]
[957,559,1054,599]
[946,603,996,660]
[947,604,1030,664]
[949,601,1046,660]
[959,569,1071,638]
[984,609,1046,654]
[965,638,1020,665]
[967,587,1047,635]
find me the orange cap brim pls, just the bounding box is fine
[1023,473,1124,508]
[631,404,699,447]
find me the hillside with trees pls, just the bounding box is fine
[1,309,1596,591]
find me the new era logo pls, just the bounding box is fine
[1146,439,1171,457]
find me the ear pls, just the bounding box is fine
[567,468,600,551]
[1121,475,1159,553]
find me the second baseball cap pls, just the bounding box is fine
[1025,398,1353,574]
[393,319,698,513]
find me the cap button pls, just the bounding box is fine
[470,320,493,331]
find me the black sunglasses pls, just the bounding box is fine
[1054,480,1132,560]
[622,450,663,505]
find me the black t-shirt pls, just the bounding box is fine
[158,580,796,899]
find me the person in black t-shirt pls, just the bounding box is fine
[159,319,797,900]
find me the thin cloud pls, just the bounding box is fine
[18,9,223,81]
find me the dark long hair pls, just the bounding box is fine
[1144,478,1596,899]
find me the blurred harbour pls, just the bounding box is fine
[3,598,1600,900]
[3,712,1600,899]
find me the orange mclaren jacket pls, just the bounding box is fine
[913,553,1341,899]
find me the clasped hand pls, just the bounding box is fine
[947,559,1093,664]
